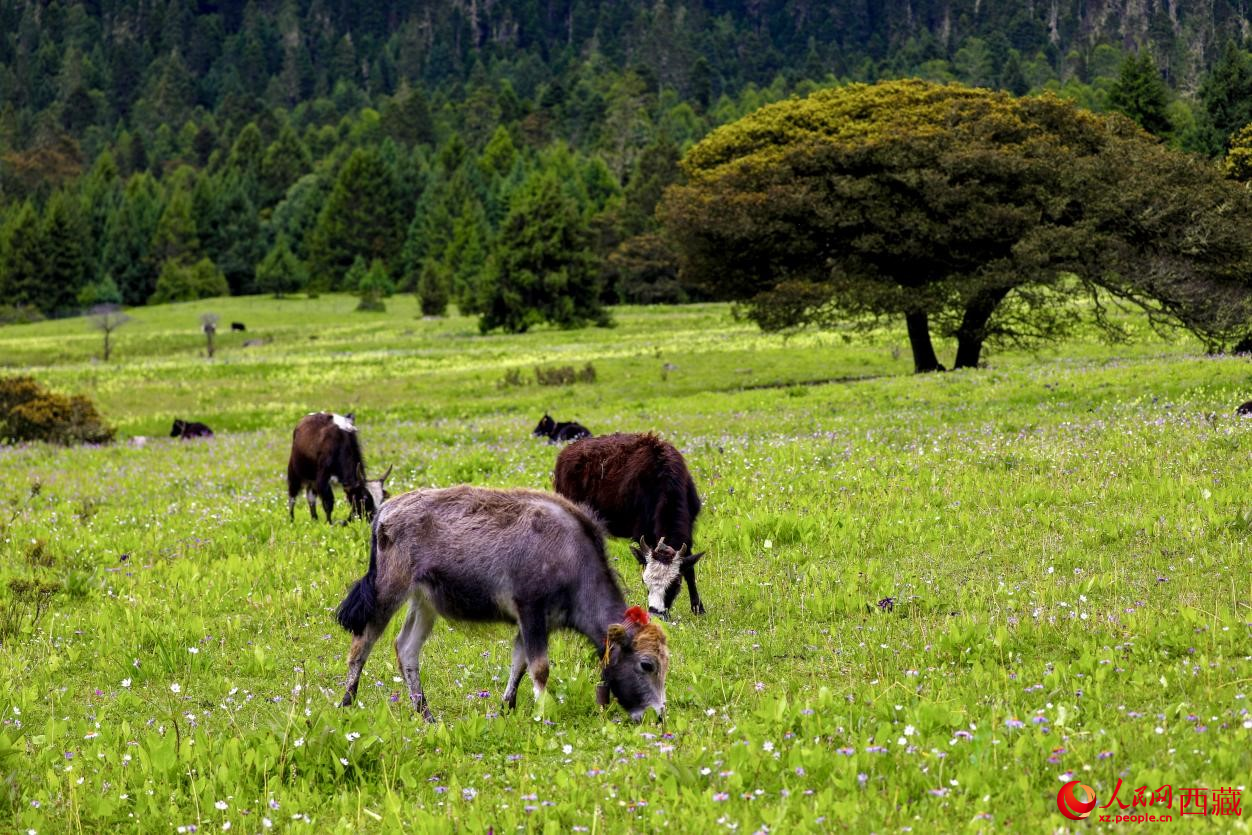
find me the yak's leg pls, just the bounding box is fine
[316,476,335,524]
[682,563,706,615]
[394,595,438,722]
[287,467,301,522]
[306,487,318,520]
[341,621,385,707]
[518,609,551,706]
[501,632,528,711]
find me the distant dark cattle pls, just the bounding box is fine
[335,486,669,721]
[230,322,246,332]
[287,412,391,524]
[533,413,592,443]
[1238,400,1252,416]
[554,433,705,617]
[170,419,213,439]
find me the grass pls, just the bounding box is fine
[0,295,1249,833]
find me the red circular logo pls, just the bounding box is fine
[1058,780,1097,820]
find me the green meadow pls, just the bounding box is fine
[0,296,1249,833]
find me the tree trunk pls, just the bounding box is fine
[905,310,942,373]
[953,288,1011,370]
[103,331,111,362]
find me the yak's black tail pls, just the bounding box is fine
[335,525,380,636]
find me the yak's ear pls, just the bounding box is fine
[379,463,393,482]
[683,549,705,567]
[630,538,649,567]
[345,412,355,422]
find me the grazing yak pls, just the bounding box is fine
[554,433,706,618]
[170,419,214,439]
[1237,400,1252,416]
[287,412,391,524]
[336,486,669,721]
[230,322,246,332]
[533,413,592,443]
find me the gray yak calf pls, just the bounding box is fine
[335,486,669,721]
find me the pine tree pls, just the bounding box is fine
[149,257,229,304]
[0,202,45,310]
[101,173,162,305]
[306,147,408,288]
[356,259,393,312]
[255,236,308,297]
[40,189,93,313]
[416,259,451,316]
[1199,41,1252,155]
[150,183,200,267]
[478,171,607,334]
[1109,51,1172,137]
[199,174,263,294]
[260,123,312,206]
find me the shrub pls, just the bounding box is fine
[0,376,115,445]
[357,259,395,312]
[534,363,597,386]
[0,304,46,325]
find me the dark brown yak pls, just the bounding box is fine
[533,413,592,443]
[335,486,669,721]
[286,412,391,524]
[170,419,213,439]
[554,433,705,617]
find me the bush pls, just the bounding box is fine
[149,258,230,304]
[0,304,46,325]
[534,363,597,386]
[0,376,115,445]
[417,259,451,317]
[357,259,395,312]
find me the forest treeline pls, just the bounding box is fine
[6,0,1252,330]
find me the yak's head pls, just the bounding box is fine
[598,606,668,722]
[631,537,704,619]
[346,464,393,521]
[169,419,185,438]
[532,414,556,438]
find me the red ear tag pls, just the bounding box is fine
[623,606,650,628]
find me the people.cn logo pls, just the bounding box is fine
[1058,780,1098,820]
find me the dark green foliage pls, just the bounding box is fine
[478,171,607,334]
[604,234,686,304]
[307,148,408,289]
[356,259,394,312]
[38,190,93,314]
[0,202,46,310]
[1109,52,1172,137]
[76,276,122,308]
[416,260,451,316]
[0,375,114,446]
[1199,41,1252,155]
[100,174,162,305]
[255,237,307,298]
[149,258,229,304]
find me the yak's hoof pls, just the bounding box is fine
[691,602,707,615]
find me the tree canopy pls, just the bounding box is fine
[661,80,1252,371]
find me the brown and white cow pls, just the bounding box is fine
[287,412,391,524]
[336,486,669,721]
[554,433,706,618]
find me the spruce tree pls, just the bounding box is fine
[0,202,45,310]
[255,236,308,297]
[356,259,393,312]
[40,190,93,313]
[306,147,408,289]
[478,171,606,334]
[260,123,312,207]
[1199,41,1252,155]
[1109,51,1172,137]
[101,173,162,305]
